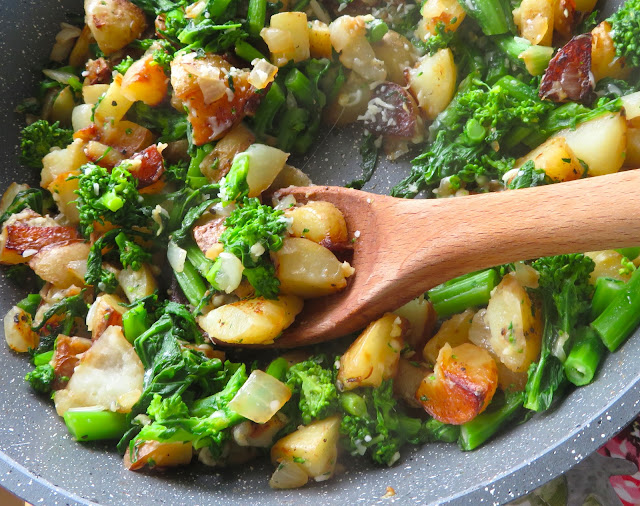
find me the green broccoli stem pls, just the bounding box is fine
[64,410,129,442]
[187,145,213,189]
[98,190,124,212]
[616,247,640,261]
[285,69,316,109]
[340,392,368,417]
[458,0,515,35]
[427,269,500,318]
[277,107,309,152]
[252,82,286,138]
[122,303,150,343]
[235,40,265,62]
[33,350,54,367]
[265,357,289,381]
[247,0,267,37]
[185,241,219,287]
[564,327,606,386]
[591,267,640,352]
[590,277,625,320]
[17,293,41,317]
[494,36,554,76]
[458,391,524,451]
[423,418,460,443]
[173,258,208,307]
[206,0,235,20]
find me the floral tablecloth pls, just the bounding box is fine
[512,418,640,506]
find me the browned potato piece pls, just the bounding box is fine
[49,170,81,225]
[85,0,147,55]
[87,294,128,340]
[200,123,255,183]
[415,0,466,42]
[394,358,431,408]
[515,137,584,182]
[485,274,542,373]
[284,201,348,246]
[92,74,134,127]
[554,0,576,40]
[4,306,39,353]
[591,21,630,82]
[627,126,640,167]
[274,238,354,298]
[585,250,633,283]
[309,20,332,59]
[117,264,158,303]
[41,138,88,188]
[197,295,304,345]
[407,49,457,121]
[337,313,407,390]
[271,415,341,481]
[121,54,169,106]
[416,343,498,425]
[392,295,437,352]
[372,31,418,85]
[125,441,193,470]
[29,241,91,288]
[423,308,475,365]
[513,0,554,46]
[267,164,312,193]
[51,335,93,390]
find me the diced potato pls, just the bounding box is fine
[407,49,456,121]
[516,136,584,182]
[271,415,341,481]
[394,358,431,408]
[4,306,39,353]
[553,112,627,176]
[124,441,193,470]
[100,121,154,158]
[591,21,629,82]
[284,201,348,246]
[244,144,289,197]
[269,12,310,63]
[485,274,542,373]
[116,264,158,303]
[69,25,92,68]
[201,123,255,183]
[51,335,92,389]
[372,31,418,85]
[85,0,147,55]
[415,0,466,42]
[50,86,75,127]
[308,20,332,59]
[622,92,640,121]
[585,250,633,283]
[54,325,144,415]
[233,414,288,448]
[86,293,128,339]
[248,59,278,90]
[261,27,296,67]
[337,313,406,390]
[121,54,169,106]
[92,74,134,127]
[48,171,81,224]
[329,15,386,82]
[513,0,554,46]
[393,295,437,352]
[416,343,498,425]
[553,0,576,40]
[84,140,126,167]
[71,104,93,132]
[423,309,474,365]
[274,237,354,298]
[197,295,303,345]
[82,84,110,105]
[269,459,309,489]
[41,138,88,188]
[29,241,91,288]
[323,71,372,126]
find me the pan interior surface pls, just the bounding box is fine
[0,1,636,505]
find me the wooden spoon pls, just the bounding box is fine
[269,169,640,348]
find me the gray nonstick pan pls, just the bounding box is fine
[0,1,636,504]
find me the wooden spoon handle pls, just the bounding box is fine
[386,169,640,293]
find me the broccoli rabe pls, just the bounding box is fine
[115,232,152,271]
[19,120,73,168]
[74,163,151,236]
[525,254,595,411]
[286,356,339,425]
[25,364,55,393]
[608,0,640,68]
[0,188,54,226]
[127,102,188,143]
[507,161,553,190]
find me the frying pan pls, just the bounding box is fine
[0,1,636,504]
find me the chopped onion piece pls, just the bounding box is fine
[273,194,297,211]
[248,59,278,90]
[228,370,291,424]
[167,241,187,273]
[269,459,309,489]
[214,252,244,293]
[43,68,78,86]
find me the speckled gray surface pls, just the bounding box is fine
[1,1,638,505]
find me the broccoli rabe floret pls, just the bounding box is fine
[115,232,152,270]
[25,364,55,393]
[608,0,640,68]
[74,163,150,236]
[19,120,73,168]
[286,356,339,425]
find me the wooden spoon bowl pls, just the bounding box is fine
[267,170,640,348]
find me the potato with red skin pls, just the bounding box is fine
[75,121,154,160]
[51,335,92,390]
[417,342,498,425]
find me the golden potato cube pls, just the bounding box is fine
[408,49,457,121]
[275,237,353,298]
[516,136,583,182]
[197,295,304,345]
[49,170,81,225]
[585,250,633,284]
[373,31,418,86]
[116,264,158,303]
[271,415,341,481]
[337,313,406,390]
[93,74,134,127]
[423,308,474,365]
[394,358,431,409]
[485,274,542,373]
[308,20,332,59]
[41,138,88,189]
[121,54,169,106]
[269,12,310,63]
[4,306,39,353]
[82,84,110,105]
[591,21,630,82]
[415,0,466,42]
[393,295,436,352]
[513,0,554,46]
[125,441,193,470]
[284,201,348,246]
[85,0,147,55]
